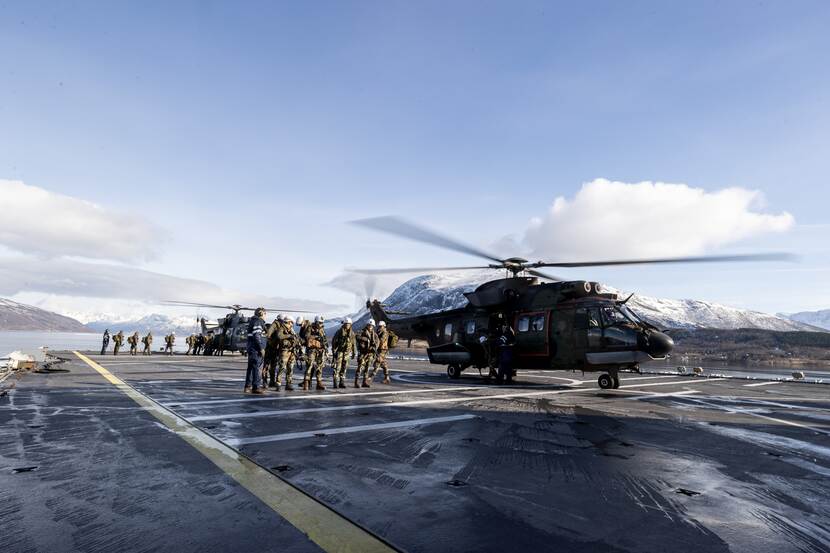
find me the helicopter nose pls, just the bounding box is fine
[645,330,674,358]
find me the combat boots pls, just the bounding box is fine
[338,379,346,389]
[244,386,252,394]
[332,376,338,389]
[316,380,326,391]
[382,376,391,384]
[302,379,309,391]
[361,377,371,388]
[354,376,360,388]
[285,382,294,391]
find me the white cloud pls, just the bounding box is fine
[0,179,166,262]
[522,178,794,260]
[0,257,344,315]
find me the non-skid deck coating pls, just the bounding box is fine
[2,353,829,553]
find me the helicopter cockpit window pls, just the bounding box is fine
[465,320,476,334]
[601,306,630,327]
[530,315,545,331]
[517,316,530,332]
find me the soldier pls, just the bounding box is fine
[100,329,110,355]
[369,320,391,384]
[302,315,328,391]
[142,332,153,355]
[185,334,194,355]
[164,333,175,355]
[495,322,516,384]
[295,316,309,376]
[128,332,139,356]
[112,330,124,356]
[355,319,378,388]
[264,315,283,388]
[244,307,267,394]
[203,333,214,356]
[192,333,203,356]
[331,318,356,389]
[274,315,299,391]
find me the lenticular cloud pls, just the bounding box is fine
[522,178,794,260]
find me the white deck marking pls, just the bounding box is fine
[164,386,486,407]
[680,396,830,437]
[622,390,700,400]
[743,381,783,387]
[188,378,722,422]
[225,414,477,446]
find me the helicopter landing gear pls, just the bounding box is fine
[612,374,620,389]
[447,364,463,379]
[598,373,614,390]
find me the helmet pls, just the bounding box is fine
[314,315,324,323]
[276,314,283,321]
[378,320,386,327]
[343,317,352,324]
[295,316,304,324]
[367,319,376,326]
[282,314,292,322]
[255,307,266,318]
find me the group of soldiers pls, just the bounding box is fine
[99,329,177,356]
[244,309,397,395]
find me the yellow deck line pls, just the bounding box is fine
[73,351,397,553]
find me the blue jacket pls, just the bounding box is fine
[246,316,266,353]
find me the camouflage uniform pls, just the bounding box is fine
[113,331,124,356]
[295,320,310,376]
[355,325,378,388]
[164,334,175,355]
[142,332,153,355]
[185,334,194,355]
[264,319,281,387]
[128,332,139,356]
[331,323,356,388]
[370,326,390,383]
[302,322,328,391]
[192,334,203,355]
[275,320,299,390]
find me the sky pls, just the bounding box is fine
[0,0,828,320]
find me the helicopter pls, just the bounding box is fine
[161,301,313,355]
[350,216,793,389]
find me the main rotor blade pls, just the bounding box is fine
[161,301,236,310]
[531,252,796,269]
[526,269,562,281]
[348,265,494,275]
[350,216,503,264]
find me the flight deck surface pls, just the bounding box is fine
[2,353,829,553]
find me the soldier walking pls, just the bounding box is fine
[369,320,392,384]
[164,333,175,355]
[302,316,328,391]
[142,332,153,355]
[355,320,378,388]
[274,316,299,391]
[112,331,124,356]
[128,332,139,356]
[100,329,110,355]
[244,307,267,394]
[185,334,194,355]
[331,318,356,389]
[192,334,203,355]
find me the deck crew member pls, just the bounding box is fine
[244,307,267,395]
[100,329,110,355]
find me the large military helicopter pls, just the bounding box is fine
[161,301,312,355]
[350,216,793,389]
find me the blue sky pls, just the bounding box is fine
[0,1,828,317]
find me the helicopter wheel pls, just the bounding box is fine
[447,364,463,379]
[597,373,614,390]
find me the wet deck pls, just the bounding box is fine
[2,353,829,552]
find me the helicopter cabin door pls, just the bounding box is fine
[513,311,549,368]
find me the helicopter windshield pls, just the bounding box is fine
[601,306,636,327]
[618,304,644,325]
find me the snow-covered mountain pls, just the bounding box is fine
[0,298,91,332]
[780,309,830,331]
[363,273,820,332]
[85,314,202,336]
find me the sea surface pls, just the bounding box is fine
[0,331,190,357]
